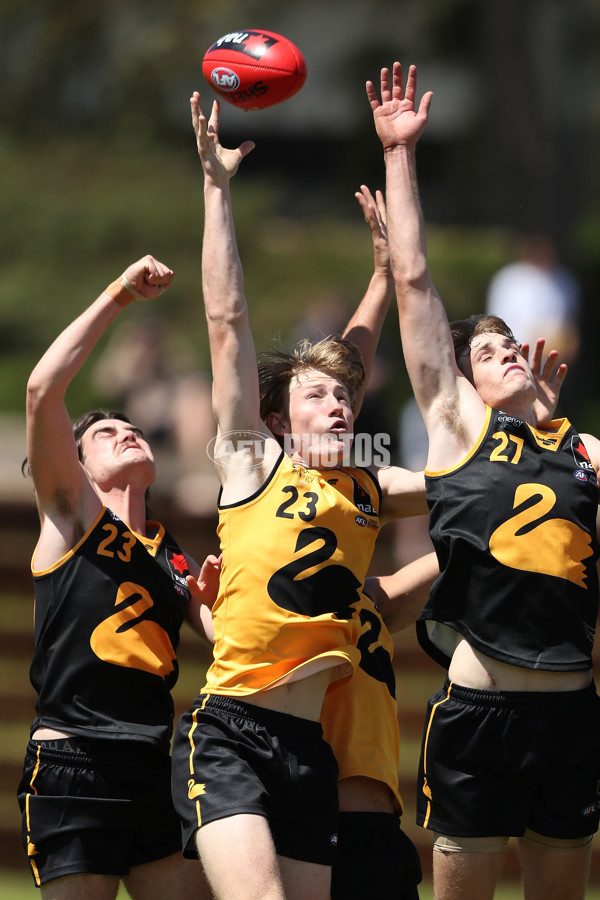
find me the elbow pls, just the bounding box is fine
[26,368,62,415]
[26,372,47,412]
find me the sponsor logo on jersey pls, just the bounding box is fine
[355,515,367,527]
[498,413,524,428]
[572,436,595,471]
[537,435,560,447]
[571,436,598,485]
[165,547,191,598]
[582,802,597,817]
[351,477,378,517]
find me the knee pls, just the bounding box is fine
[433,833,509,854]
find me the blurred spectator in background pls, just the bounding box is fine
[92,316,218,515]
[486,233,581,368]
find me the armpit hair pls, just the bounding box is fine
[437,396,469,443]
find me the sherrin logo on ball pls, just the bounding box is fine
[202,30,307,111]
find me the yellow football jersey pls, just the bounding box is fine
[321,592,402,811]
[204,452,381,695]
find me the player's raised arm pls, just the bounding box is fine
[367,64,485,465]
[26,255,172,519]
[192,93,279,492]
[342,185,393,415]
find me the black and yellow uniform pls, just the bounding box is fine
[321,591,401,809]
[18,507,191,885]
[420,408,600,670]
[321,591,422,899]
[173,451,381,865]
[416,407,600,840]
[206,451,381,694]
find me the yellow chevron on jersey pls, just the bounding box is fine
[203,452,381,696]
[321,592,402,812]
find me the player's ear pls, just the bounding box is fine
[266,411,288,436]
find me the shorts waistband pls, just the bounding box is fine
[339,811,400,830]
[197,693,324,737]
[27,735,167,762]
[443,677,597,708]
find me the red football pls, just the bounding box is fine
[202,30,307,112]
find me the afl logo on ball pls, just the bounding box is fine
[210,67,240,91]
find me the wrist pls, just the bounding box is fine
[104,275,148,307]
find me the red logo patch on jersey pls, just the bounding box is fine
[170,552,189,575]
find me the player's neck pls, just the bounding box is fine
[99,486,148,536]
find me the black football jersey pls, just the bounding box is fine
[419,407,600,671]
[30,507,191,749]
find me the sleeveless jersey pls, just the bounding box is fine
[30,507,191,750]
[203,451,381,695]
[419,407,600,671]
[320,590,402,812]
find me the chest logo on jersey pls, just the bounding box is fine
[489,482,593,588]
[164,548,192,599]
[351,477,378,517]
[267,526,361,619]
[572,436,598,486]
[90,581,176,677]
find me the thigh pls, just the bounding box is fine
[432,846,506,900]
[40,873,119,900]
[279,856,331,900]
[196,813,285,900]
[125,852,211,900]
[518,836,592,900]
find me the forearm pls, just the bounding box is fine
[201,178,261,435]
[384,144,430,290]
[367,550,438,634]
[343,271,393,415]
[384,144,457,405]
[202,178,247,327]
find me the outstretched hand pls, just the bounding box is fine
[366,63,433,151]
[521,338,568,424]
[191,92,255,184]
[355,184,390,277]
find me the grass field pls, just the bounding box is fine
[4,869,600,899]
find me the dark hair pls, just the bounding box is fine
[450,314,519,365]
[257,336,365,426]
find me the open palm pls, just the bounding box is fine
[366,63,433,150]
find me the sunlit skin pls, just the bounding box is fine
[457,332,538,424]
[268,369,355,468]
[79,418,156,491]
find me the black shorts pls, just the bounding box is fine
[171,694,340,866]
[17,736,181,886]
[331,812,422,900]
[417,679,600,839]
